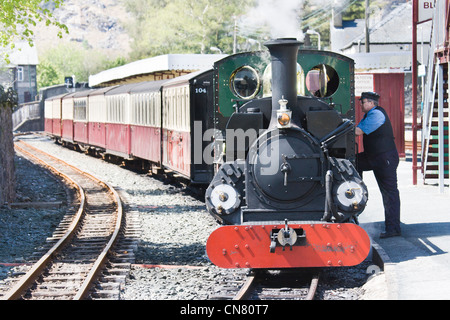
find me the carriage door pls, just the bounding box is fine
[192,74,214,183]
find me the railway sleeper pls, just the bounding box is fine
[99,275,127,283]
[89,290,120,299]
[102,269,129,276]
[42,275,85,282]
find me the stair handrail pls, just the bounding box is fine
[421,1,439,177]
[422,61,439,176]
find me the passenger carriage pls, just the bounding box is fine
[87,87,117,150]
[44,95,55,135]
[104,84,136,159]
[44,67,215,185]
[129,80,169,164]
[73,90,91,145]
[161,70,214,184]
[45,93,69,139]
[61,92,76,144]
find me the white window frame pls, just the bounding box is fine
[17,67,24,82]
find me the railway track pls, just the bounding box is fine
[2,140,134,300]
[212,269,320,300]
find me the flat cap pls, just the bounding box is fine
[359,91,380,101]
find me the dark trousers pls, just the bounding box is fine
[356,148,401,233]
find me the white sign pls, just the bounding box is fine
[355,74,374,97]
[418,0,434,23]
[418,64,427,77]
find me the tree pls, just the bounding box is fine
[123,0,251,59]
[342,0,366,20]
[37,43,128,89]
[0,0,68,62]
[0,85,17,204]
[0,0,67,205]
[37,60,60,88]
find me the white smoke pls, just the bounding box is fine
[239,0,304,40]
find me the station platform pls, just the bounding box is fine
[358,159,450,299]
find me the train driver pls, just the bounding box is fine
[355,91,401,239]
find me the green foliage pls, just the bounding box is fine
[342,0,366,20]
[37,60,60,88]
[37,43,128,89]
[103,57,128,70]
[0,0,68,63]
[123,0,250,59]
[0,85,17,107]
[341,0,393,21]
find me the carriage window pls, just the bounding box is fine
[144,95,149,126]
[183,87,189,130]
[171,90,175,130]
[178,88,182,129]
[108,98,113,122]
[74,100,87,120]
[180,88,185,130]
[305,64,339,98]
[155,93,161,127]
[142,95,146,125]
[165,94,170,129]
[150,93,155,126]
[134,96,139,125]
[118,97,122,122]
[230,66,260,99]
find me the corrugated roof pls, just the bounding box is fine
[88,86,119,96]
[88,54,226,87]
[332,1,431,52]
[104,82,144,95]
[348,51,412,70]
[162,69,212,88]
[47,92,72,101]
[73,89,94,98]
[129,79,171,93]
[351,2,430,45]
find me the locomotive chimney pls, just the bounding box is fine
[264,38,301,127]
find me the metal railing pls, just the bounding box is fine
[12,101,40,131]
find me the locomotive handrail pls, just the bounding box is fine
[319,119,354,146]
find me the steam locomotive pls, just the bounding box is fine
[44,38,371,270]
[205,39,371,269]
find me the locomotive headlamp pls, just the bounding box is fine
[277,97,292,128]
[278,112,291,126]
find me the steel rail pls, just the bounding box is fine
[305,272,320,300]
[2,142,86,300]
[232,270,320,300]
[233,273,257,300]
[3,140,123,300]
[74,180,123,300]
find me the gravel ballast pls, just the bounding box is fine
[0,134,377,300]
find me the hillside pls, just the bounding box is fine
[33,0,132,59]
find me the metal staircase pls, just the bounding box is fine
[422,62,449,183]
[421,3,450,189]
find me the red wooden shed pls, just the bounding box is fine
[355,72,405,158]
